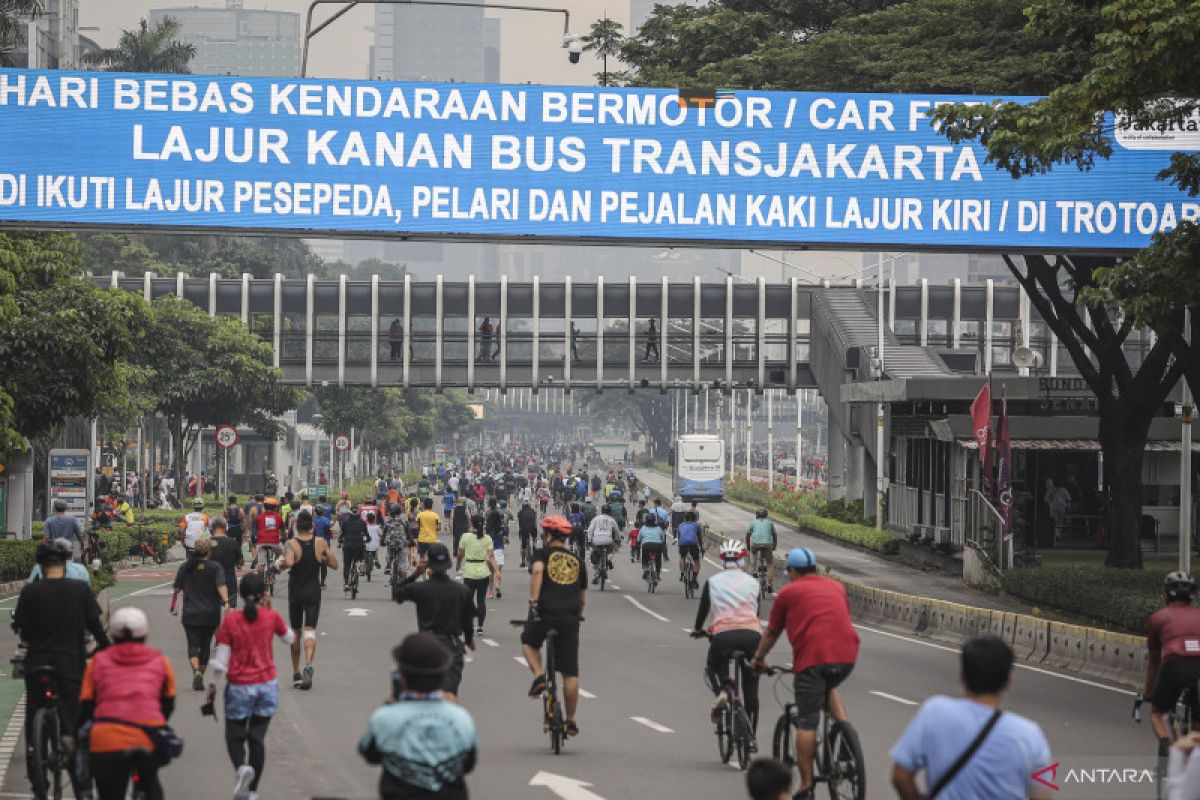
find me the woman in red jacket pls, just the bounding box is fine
[79,607,176,800]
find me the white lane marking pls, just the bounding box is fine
[609,585,620,590]
[854,623,1131,695]
[870,690,918,706]
[704,557,722,570]
[514,656,529,667]
[0,696,25,790]
[346,608,372,617]
[630,716,674,733]
[579,689,597,699]
[529,770,607,800]
[622,594,669,622]
[116,580,174,599]
[481,638,499,647]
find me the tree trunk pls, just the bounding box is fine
[1099,410,1154,568]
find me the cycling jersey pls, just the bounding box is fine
[695,569,762,634]
[747,518,776,546]
[638,523,666,545]
[255,511,283,546]
[1148,603,1200,661]
[179,512,210,548]
[676,521,702,547]
[587,514,619,546]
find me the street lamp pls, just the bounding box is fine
[302,0,577,77]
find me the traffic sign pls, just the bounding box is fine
[333,434,351,452]
[307,483,329,501]
[215,425,239,449]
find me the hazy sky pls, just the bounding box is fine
[84,0,626,84]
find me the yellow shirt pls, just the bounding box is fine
[416,510,441,543]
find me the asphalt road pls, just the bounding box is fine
[0,528,1157,799]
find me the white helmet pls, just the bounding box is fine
[109,606,149,641]
[719,539,747,563]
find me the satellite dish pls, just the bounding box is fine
[1013,346,1043,369]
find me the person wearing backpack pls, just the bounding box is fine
[889,635,1052,800]
[226,496,245,548]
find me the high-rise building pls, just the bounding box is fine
[6,0,82,69]
[370,3,500,82]
[148,1,301,77]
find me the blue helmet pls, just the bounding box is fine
[785,547,816,570]
[610,490,622,499]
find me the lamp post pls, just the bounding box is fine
[302,0,578,77]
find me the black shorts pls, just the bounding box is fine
[678,543,701,563]
[437,636,466,694]
[793,663,854,730]
[521,613,581,678]
[1152,657,1200,712]
[417,542,433,558]
[288,595,321,630]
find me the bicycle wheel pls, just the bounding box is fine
[29,706,62,800]
[734,704,753,770]
[825,721,866,800]
[685,562,695,599]
[544,693,562,755]
[771,712,794,765]
[716,695,734,764]
[599,564,606,592]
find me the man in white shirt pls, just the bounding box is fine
[586,505,621,584]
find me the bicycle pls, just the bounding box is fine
[683,551,698,600]
[26,666,68,800]
[345,552,361,600]
[264,556,280,597]
[521,531,537,573]
[593,545,610,592]
[754,556,771,601]
[692,632,755,770]
[511,618,568,754]
[766,665,866,800]
[386,544,406,588]
[1135,685,1199,800]
[643,549,660,594]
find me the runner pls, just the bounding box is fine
[280,511,337,691]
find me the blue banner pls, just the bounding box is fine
[0,68,1193,251]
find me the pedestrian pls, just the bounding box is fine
[392,544,476,703]
[209,517,244,609]
[43,498,82,559]
[456,516,495,636]
[745,759,792,800]
[313,504,333,588]
[644,318,659,361]
[225,495,245,547]
[485,498,507,599]
[451,497,470,558]
[171,537,229,691]
[280,510,337,691]
[365,512,383,581]
[570,321,579,361]
[205,573,294,800]
[889,634,1052,800]
[478,317,493,362]
[78,607,177,800]
[359,632,478,798]
[388,318,403,360]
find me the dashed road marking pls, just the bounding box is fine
[630,716,674,733]
[870,690,918,706]
[514,656,529,667]
[622,595,669,622]
[481,638,499,647]
[0,696,25,790]
[580,689,597,699]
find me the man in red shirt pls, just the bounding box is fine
[254,498,284,580]
[751,547,859,800]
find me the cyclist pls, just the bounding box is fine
[1146,572,1200,747]
[254,498,284,581]
[520,515,587,739]
[567,502,586,557]
[638,514,667,583]
[517,500,538,569]
[751,548,860,800]
[384,504,409,579]
[14,539,109,791]
[79,607,176,800]
[359,632,478,798]
[365,512,383,580]
[281,511,337,691]
[608,490,627,531]
[676,511,704,590]
[692,540,762,745]
[313,505,333,589]
[746,509,779,594]
[586,504,620,584]
[179,499,210,558]
[339,508,369,593]
[537,485,551,514]
[670,495,688,533]
[225,496,245,547]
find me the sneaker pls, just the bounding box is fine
[476,626,484,635]
[710,691,728,724]
[301,665,313,691]
[233,765,255,800]
[496,589,502,599]
[528,674,548,697]
[292,672,302,689]
[193,671,204,691]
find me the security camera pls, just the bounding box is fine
[563,34,583,64]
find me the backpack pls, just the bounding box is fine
[486,509,503,534]
[226,506,243,528]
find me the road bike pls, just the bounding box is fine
[593,545,611,592]
[1135,683,1199,800]
[643,549,660,594]
[345,552,361,600]
[683,551,698,600]
[766,665,866,800]
[693,632,755,770]
[521,532,537,573]
[265,556,280,597]
[27,667,68,800]
[511,618,568,754]
[754,556,771,601]
[386,544,406,588]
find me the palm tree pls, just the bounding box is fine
[83,17,196,74]
[582,16,624,87]
[0,0,43,66]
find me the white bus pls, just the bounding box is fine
[672,434,725,502]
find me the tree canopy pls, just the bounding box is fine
[0,1,41,66]
[83,17,196,74]
[313,387,476,458]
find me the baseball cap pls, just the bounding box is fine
[425,543,452,571]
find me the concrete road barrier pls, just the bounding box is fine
[1085,629,1147,687]
[1011,614,1051,664]
[1044,622,1090,672]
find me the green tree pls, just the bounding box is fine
[83,17,196,73]
[581,392,672,459]
[583,17,625,87]
[78,232,328,280]
[0,0,42,66]
[0,232,149,457]
[312,387,475,461]
[138,296,301,492]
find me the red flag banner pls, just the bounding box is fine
[970,382,993,496]
[997,387,1013,540]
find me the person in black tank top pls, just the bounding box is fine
[281,512,337,691]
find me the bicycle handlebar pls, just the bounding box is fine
[763,665,794,676]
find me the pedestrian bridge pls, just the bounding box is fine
[100,271,1066,394]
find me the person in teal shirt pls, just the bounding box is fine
[28,539,91,584]
[746,510,778,593]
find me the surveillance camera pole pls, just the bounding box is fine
[302,0,572,78]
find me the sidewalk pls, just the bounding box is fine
[641,470,1023,613]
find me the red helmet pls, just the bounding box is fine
[541,515,573,537]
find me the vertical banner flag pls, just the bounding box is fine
[997,387,1013,540]
[970,382,992,497]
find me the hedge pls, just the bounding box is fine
[1000,564,1163,634]
[0,541,40,582]
[797,514,901,555]
[726,478,827,520]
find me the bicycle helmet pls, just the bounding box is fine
[785,547,816,570]
[719,539,747,562]
[756,508,769,519]
[193,499,204,509]
[610,490,622,499]
[1166,571,1197,600]
[263,497,279,508]
[109,606,149,641]
[541,515,573,538]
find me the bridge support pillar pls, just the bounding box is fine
[863,451,879,524]
[846,440,865,505]
[827,416,847,502]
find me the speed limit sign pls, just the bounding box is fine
[333,434,351,452]
[215,425,239,449]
